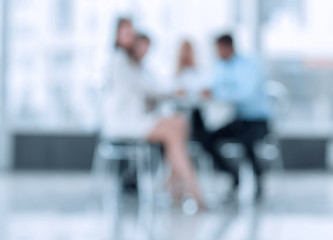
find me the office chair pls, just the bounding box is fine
[91,137,163,239]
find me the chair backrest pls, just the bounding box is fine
[250,80,290,167]
[265,80,290,134]
[265,80,290,120]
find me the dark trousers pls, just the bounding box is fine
[192,109,268,188]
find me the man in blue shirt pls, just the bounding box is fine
[195,34,271,200]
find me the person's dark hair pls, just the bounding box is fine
[176,40,195,75]
[136,33,150,43]
[128,33,151,61]
[115,17,132,48]
[216,34,233,46]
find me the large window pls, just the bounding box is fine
[261,0,333,58]
[7,0,235,132]
[7,0,116,131]
[8,0,333,134]
[260,0,333,130]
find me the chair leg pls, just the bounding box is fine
[195,146,218,207]
[150,145,163,181]
[92,142,122,239]
[92,142,110,195]
[136,144,154,240]
[102,163,121,240]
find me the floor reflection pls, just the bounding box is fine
[1,171,333,240]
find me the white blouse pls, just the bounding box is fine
[101,49,161,139]
[175,67,236,130]
[175,67,207,98]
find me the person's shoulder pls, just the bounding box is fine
[113,48,133,67]
[236,55,262,68]
[236,54,255,63]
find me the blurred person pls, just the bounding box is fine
[174,40,213,141]
[131,34,151,63]
[103,19,204,207]
[198,34,271,201]
[174,41,205,98]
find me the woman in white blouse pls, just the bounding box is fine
[103,19,204,207]
[175,41,206,98]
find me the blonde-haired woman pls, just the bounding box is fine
[175,40,206,98]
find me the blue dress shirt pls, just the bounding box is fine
[211,55,271,121]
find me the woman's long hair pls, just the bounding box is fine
[176,41,196,75]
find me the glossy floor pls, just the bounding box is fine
[1,171,333,240]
